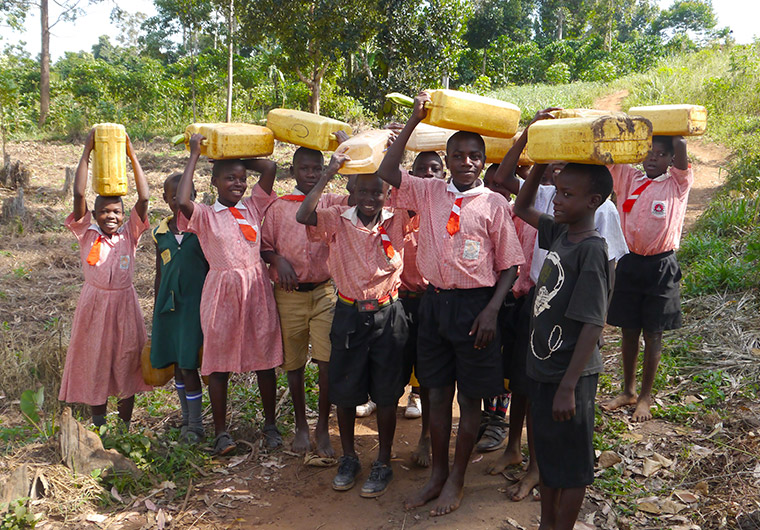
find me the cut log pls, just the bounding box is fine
[61,166,75,197]
[0,158,31,189]
[1,188,25,223]
[59,407,140,478]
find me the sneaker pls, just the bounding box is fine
[404,393,422,419]
[475,419,508,452]
[332,455,361,491]
[360,461,393,498]
[355,400,377,418]
[179,429,204,445]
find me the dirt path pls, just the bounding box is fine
[593,89,730,232]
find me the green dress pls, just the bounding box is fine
[150,217,209,369]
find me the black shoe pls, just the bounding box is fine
[332,455,361,491]
[360,460,393,498]
[476,419,508,452]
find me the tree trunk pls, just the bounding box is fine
[225,0,234,123]
[309,75,321,115]
[190,33,197,122]
[481,48,487,76]
[40,0,50,126]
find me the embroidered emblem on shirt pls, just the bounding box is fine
[161,248,172,265]
[119,255,130,270]
[651,200,667,218]
[462,239,480,260]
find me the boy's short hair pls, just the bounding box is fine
[446,131,485,157]
[355,173,389,192]
[293,146,324,166]
[93,194,124,211]
[211,159,246,180]
[564,163,613,202]
[413,151,443,170]
[652,135,675,156]
[164,172,183,187]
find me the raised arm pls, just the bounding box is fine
[73,129,95,221]
[514,163,549,229]
[126,133,149,222]
[177,134,202,220]
[243,158,278,196]
[493,107,559,196]
[296,152,349,226]
[376,91,429,189]
[672,135,688,170]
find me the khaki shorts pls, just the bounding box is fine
[274,282,337,371]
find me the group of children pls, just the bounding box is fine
[59,92,692,528]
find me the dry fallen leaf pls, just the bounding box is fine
[110,486,123,503]
[144,498,157,512]
[638,501,661,515]
[157,509,166,530]
[85,513,108,523]
[661,500,687,514]
[598,450,622,469]
[695,481,709,495]
[674,490,698,503]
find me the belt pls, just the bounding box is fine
[294,280,329,292]
[337,289,399,312]
[399,289,424,299]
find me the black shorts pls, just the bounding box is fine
[400,294,423,388]
[416,286,504,399]
[530,374,598,489]
[328,299,408,408]
[607,251,682,332]
[501,287,532,396]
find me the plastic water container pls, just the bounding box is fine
[484,132,533,165]
[184,123,274,159]
[142,340,172,387]
[550,108,611,119]
[406,123,456,152]
[266,109,352,151]
[423,89,521,139]
[628,104,707,136]
[91,123,128,196]
[335,129,393,175]
[526,115,653,165]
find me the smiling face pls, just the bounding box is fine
[643,137,674,178]
[411,152,445,180]
[552,167,598,225]
[445,134,485,189]
[211,161,247,207]
[93,196,125,235]
[354,174,388,220]
[291,148,324,194]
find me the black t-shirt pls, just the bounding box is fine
[528,214,609,383]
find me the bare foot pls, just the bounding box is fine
[505,465,539,501]
[430,477,464,517]
[632,398,653,422]
[404,475,446,510]
[412,437,431,468]
[601,392,637,412]
[291,426,312,454]
[315,425,334,458]
[486,446,523,475]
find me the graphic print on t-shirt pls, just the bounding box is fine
[532,251,565,360]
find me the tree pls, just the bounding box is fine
[653,0,717,38]
[237,0,385,115]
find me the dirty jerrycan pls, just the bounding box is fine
[527,115,653,165]
[184,123,274,159]
[628,105,707,136]
[335,129,393,175]
[91,123,128,196]
[267,109,352,151]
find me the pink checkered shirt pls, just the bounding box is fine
[611,165,693,255]
[261,190,347,283]
[391,170,524,290]
[307,205,412,300]
[400,214,428,293]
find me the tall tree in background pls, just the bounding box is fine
[652,0,717,39]
[465,0,534,73]
[237,0,384,115]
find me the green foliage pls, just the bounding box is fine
[693,370,729,407]
[0,498,39,530]
[487,81,606,125]
[545,62,571,85]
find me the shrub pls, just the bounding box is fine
[545,62,571,85]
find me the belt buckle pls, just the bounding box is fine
[357,299,380,312]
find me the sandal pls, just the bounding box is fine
[262,424,283,450]
[180,429,204,446]
[213,431,237,456]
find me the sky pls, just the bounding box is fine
[3,0,759,61]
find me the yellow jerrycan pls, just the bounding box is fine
[266,109,352,151]
[183,123,274,159]
[627,104,707,136]
[141,340,174,387]
[550,108,611,119]
[406,123,456,152]
[526,115,653,165]
[335,129,393,175]
[422,89,521,139]
[91,123,128,196]
[484,132,533,165]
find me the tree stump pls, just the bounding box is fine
[0,157,31,190]
[61,167,75,197]
[1,188,25,223]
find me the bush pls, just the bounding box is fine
[545,62,571,85]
